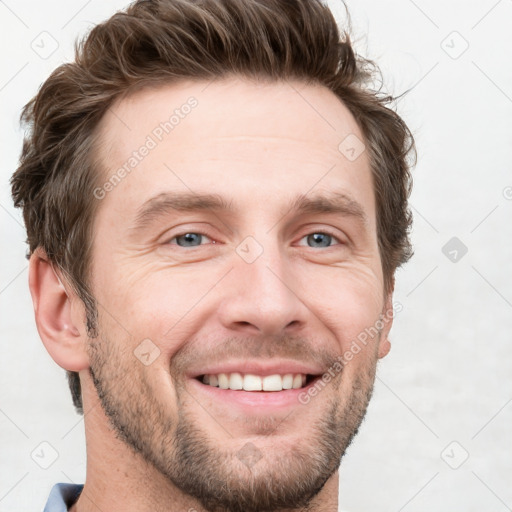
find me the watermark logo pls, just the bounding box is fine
[440,31,469,60]
[236,442,263,468]
[31,31,59,60]
[134,338,161,366]
[30,441,59,469]
[442,236,468,263]
[235,236,264,264]
[338,133,366,162]
[440,441,469,469]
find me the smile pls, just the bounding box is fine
[198,373,313,391]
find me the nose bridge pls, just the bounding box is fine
[217,231,306,335]
[243,235,289,298]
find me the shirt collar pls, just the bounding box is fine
[43,483,83,512]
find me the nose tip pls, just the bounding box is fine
[217,258,308,337]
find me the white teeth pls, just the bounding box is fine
[262,374,282,391]
[229,372,243,390]
[218,373,229,389]
[282,374,293,389]
[201,372,309,391]
[243,374,262,391]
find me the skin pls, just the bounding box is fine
[29,77,393,512]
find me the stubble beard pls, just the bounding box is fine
[88,332,377,512]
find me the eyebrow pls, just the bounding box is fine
[285,192,368,226]
[130,190,368,233]
[131,192,235,232]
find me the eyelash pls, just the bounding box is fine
[166,230,345,248]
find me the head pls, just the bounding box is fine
[12,1,415,511]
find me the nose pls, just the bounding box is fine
[217,239,309,336]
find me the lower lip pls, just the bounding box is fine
[188,377,318,411]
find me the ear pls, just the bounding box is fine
[377,277,395,359]
[28,248,89,372]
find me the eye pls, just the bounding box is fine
[168,232,215,247]
[297,231,343,248]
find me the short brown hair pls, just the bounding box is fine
[11,0,416,414]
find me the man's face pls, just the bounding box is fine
[86,77,392,511]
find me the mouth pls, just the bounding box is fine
[195,372,319,392]
[187,360,327,411]
[190,371,323,411]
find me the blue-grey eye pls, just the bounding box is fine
[173,233,210,247]
[298,232,342,248]
[307,233,333,248]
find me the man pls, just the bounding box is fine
[11,0,415,510]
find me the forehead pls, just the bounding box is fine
[93,77,375,227]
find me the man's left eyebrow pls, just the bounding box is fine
[130,191,235,233]
[284,192,368,227]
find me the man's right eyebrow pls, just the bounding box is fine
[129,192,235,233]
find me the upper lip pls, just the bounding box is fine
[188,359,325,379]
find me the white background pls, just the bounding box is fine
[1,1,511,511]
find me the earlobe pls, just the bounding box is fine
[29,248,89,372]
[378,337,391,358]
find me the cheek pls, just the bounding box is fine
[299,265,384,354]
[95,261,220,360]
